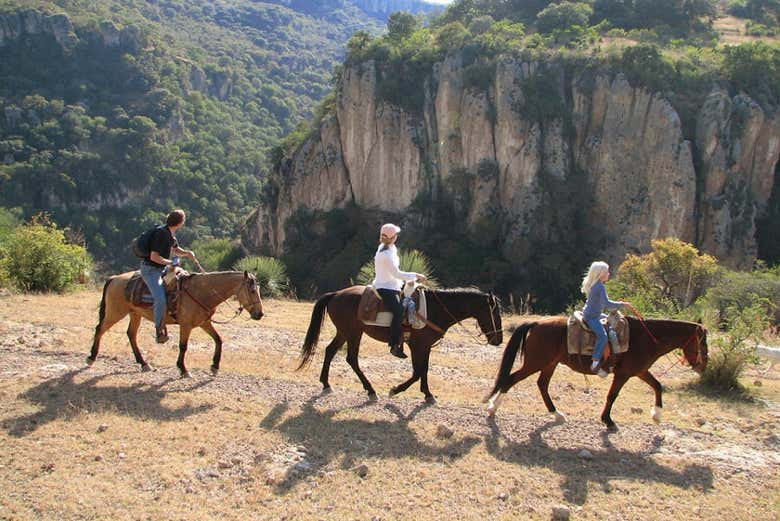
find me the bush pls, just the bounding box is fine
[0,214,93,292]
[609,238,720,315]
[233,256,290,297]
[702,267,780,327]
[190,237,243,271]
[355,249,439,288]
[536,2,593,34]
[699,303,768,392]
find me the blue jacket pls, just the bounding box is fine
[583,281,623,320]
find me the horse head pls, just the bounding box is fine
[682,323,708,374]
[238,271,264,320]
[477,292,503,346]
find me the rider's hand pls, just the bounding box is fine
[417,274,427,282]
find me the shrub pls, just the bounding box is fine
[699,302,768,392]
[702,267,780,327]
[355,249,440,288]
[0,214,93,292]
[536,2,593,34]
[233,256,290,298]
[609,238,720,315]
[191,237,243,271]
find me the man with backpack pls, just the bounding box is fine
[138,209,197,343]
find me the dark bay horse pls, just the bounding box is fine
[485,316,708,430]
[297,286,502,403]
[88,271,264,377]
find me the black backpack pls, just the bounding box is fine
[131,225,164,258]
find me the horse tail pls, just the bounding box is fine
[94,277,112,333]
[297,292,337,370]
[484,322,536,401]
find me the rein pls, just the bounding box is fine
[430,291,500,345]
[180,275,258,325]
[631,309,660,345]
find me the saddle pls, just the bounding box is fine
[124,267,189,320]
[357,282,429,333]
[567,309,629,360]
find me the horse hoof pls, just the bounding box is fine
[651,406,663,424]
[388,388,398,398]
[86,356,95,367]
[141,364,154,373]
[425,395,437,405]
[552,411,566,424]
[605,423,619,433]
[210,366,219,377]
[486,408,496,418]
[367,393,378,402]
[320,386,333,395]
[181,371,192,379]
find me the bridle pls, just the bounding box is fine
[430,290,502,344]
[182,274,262,324]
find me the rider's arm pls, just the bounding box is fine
[172,245,194,258]
[377,251,417,282]
[149,251,173,266]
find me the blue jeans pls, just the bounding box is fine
[377,288,403,348]
[140,262,166,330]
[585,316,608,362]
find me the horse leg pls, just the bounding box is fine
[199,321,222,376]
[637,371,664,423]
[319,334,346,393]
[127,313,153,372]
[344,334,376,399]
[389,345,421,398]
[600,373,630,431]
[417,347,436,404]
[176,326,193,378]
[487,363,539,418]
[537,363,566,423]
[87,300,128,366]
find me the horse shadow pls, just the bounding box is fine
[259,394,480,493]
[2,366,213,437]
[485,418,714,505]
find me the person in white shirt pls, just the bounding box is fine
[373,223,427,359]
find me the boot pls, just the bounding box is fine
[155,325,169,344]
[389,344,407,359]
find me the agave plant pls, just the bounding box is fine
[355,249,439,288]
[233,256,290,297]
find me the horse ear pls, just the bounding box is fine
[696,317,703,325]
[244,271,249,279]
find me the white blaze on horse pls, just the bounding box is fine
[87,270,264,377]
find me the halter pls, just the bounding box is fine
[679,326,704,368]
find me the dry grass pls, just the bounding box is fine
[0,289,778,520]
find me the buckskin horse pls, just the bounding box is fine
[297,286,502,403]
[484,316,708,430]
[87,271,264,377]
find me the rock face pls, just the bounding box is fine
[248,54,780,269]
[0,9,78,49]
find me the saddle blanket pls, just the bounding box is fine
[359,284,429,330]
[567,310,629,356]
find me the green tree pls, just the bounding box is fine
[387,12,419,42]
[536,2,594,34]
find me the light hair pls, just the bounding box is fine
[581,261,609,295]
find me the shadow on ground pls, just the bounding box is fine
[2,366,213,437]
[259,393,480,492]
[485,417,714,505]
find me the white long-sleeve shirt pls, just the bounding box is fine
[372,244,417,291]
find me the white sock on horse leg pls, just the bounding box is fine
[552,410,566,424]
[651,406,663,423]
[487,392,504,416]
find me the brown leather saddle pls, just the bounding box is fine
[357,285,423,332]
[567,310,630,366]
[125,270,183,320]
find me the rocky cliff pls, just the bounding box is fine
[248,54,780,271]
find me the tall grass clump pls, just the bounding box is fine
[233,256,290,297]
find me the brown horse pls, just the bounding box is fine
[297,286,503,403]
[87,271,264,377]
[484,316,708,430]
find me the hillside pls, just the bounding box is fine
[249,0,780,309]
[0,0,441,268]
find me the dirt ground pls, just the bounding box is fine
[0,289,778,520]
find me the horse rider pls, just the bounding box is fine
[140,209,198,344]
[580,261,634,377]
[373,223,426,359]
